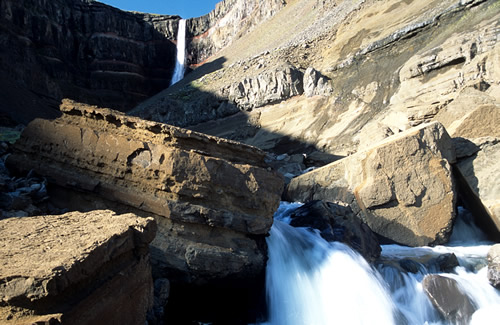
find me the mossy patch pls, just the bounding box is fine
[0,127,22,143]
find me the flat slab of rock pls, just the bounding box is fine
[286,122,456,246]
[0,210,156,324]
[7,99,283,236]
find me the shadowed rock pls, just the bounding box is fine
[288,200,381,262]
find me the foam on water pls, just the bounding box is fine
[263,202,499,324]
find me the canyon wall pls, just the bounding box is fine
[0,0,287,125]
[0,0,180,124]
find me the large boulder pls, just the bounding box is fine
[0,210,156,324]
[441,99,500,237]
[288,200,381,262]
[285,122,456,246]
[422,274,476,325]
[6,99,284,284]
[487,244,500,289]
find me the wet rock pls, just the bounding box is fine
[6,99,283,284]
[422,274,476,325]
[433,253,459,273]
[286,122,456,247]
[289,200,381,262]
[0,210,156,324]
[398,259,421,274]
[148,278,171,324]
[487,244,500,289]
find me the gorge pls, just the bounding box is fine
[1,0,500,324]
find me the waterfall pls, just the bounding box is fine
[170,19,186,85]
[263,202,500,325]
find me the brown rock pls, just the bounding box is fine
[6,99,283,283]
[0,210,156,324]
[285,122,456,246]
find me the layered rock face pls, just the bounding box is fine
[6,99,283,284]
[224,63,304,111]
[286,122,457,246]
[0,210,156,324]
[0,0,177,123]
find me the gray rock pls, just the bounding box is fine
[487,244,500,289]
[422,274,476,325]
[226,64,304,111]
[303,67,333,97]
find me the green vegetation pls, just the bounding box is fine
[0,127,22,143]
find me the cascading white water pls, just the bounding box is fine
[170,19,186,85]
[263,202,500,325]
[264,202,396,325]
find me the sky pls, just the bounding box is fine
[98,0,221,19]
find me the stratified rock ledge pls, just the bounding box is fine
[6,99,283,284]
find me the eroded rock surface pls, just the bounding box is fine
[0,210,156,324]
[224,63,304,111]
[285,122,456,246]
[6,99,283,284]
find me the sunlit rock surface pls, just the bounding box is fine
[286,122,456,247]
[0,210,156,324]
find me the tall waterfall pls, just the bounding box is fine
[170,19,186,85]
[263,202,500,325]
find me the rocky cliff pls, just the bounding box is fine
[0,0,182,124]
[0,0,288,126]
[186,0,286,66]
